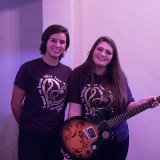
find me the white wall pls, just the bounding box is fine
[42,0,74,68]
[42,0,85,68]
[44,0,160,159]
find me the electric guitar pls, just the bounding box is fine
[61,96,160,160]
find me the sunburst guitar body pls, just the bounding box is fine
[61,96,160,159]
[61,116,113,160]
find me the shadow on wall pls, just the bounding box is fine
[0,0,41,11]
[0,113,18,160]
[0,0,42,160]
[0,0,43,57]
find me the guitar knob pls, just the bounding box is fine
[86,150,90,154]
[102,131,109,139]
[78,154,82,158]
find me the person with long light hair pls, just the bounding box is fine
[63,36,159,160]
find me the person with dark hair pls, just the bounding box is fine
[11,24,72,160]
[62,36,159,160]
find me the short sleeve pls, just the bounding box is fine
[126,83,134,106]
[14,63,32,91]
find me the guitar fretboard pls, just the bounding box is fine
[105,96,160,128]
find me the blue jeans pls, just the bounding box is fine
[18,130,63,160]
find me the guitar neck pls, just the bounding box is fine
[107,96,160,128]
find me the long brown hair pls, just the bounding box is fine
[75,36,128,112]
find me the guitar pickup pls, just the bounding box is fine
[83,127,97,141]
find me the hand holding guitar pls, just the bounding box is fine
[128,96,160,110]
[150,96,160,108]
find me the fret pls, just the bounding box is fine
[106,96,160,128]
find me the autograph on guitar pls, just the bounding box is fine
[61,96,160,160]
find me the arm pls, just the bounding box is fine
[68,102,82,119]
[11,85,26,123]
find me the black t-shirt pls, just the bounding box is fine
[67,69,134,141]
[14,58,72,135]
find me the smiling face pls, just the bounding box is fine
[46,32,66,60]
[93,41,113,74]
